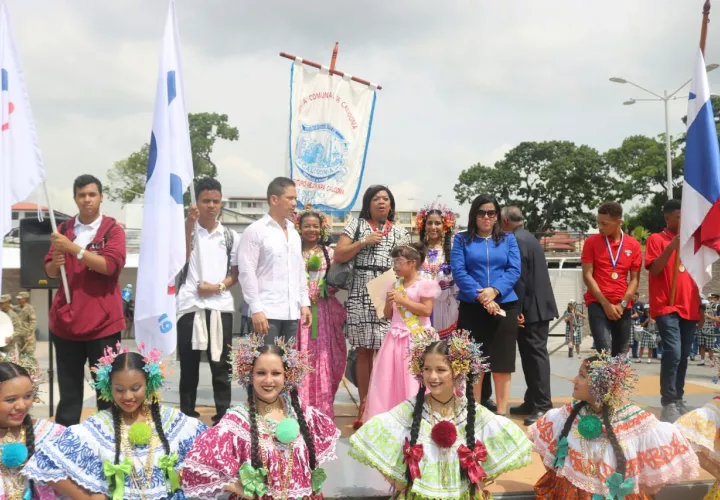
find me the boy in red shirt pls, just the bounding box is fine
[44,175,126,426]
[645,199,700,423]
[581,201,642,355]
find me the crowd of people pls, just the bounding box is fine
[0,172,719,498]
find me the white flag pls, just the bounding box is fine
[0,3,46,291]
[134,0,193,356]
[289,62,377,214]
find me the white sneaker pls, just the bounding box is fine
[647,359,652,364]
[699,360,706,366]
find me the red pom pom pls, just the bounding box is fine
[431,421,457,448]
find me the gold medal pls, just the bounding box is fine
[679,265,685,273]
[611,272,619,280]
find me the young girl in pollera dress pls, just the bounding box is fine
[350,329,532,499]
[363,242,441,421]
[529,351,699,499]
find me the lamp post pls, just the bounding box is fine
[610,63,719,199]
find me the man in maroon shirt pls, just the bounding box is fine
[581,201,642,356]
[645,199,700,423]
[44,175,126,426]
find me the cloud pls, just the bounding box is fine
[8,0,720,223]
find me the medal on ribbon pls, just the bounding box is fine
[605,232,624,280]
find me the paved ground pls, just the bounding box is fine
[29,333,719,498]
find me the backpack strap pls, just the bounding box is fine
[177,225,233,293]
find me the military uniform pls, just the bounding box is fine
[15,292,37,355]
[0,294,22,355]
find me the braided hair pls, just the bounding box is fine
[557,357,627,478]
[0,362,36,493]
[405,384,426,490]
[109,353,172,466]
[464,373,477,497]
[419,209,453,266]
[246,345,319,488]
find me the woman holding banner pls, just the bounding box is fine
[295,208,347,419]
[334,185,409,429]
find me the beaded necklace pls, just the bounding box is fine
[368,219,392,236]
[0,427,27,500]
[421,249,445,279]
[427,398,458,486]
[120,409,157,499]
[258,402,296,499]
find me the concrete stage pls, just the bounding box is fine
[31,335,718,499]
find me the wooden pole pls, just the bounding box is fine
[330,42,339,71]
[279,51,382,90]
[670,0,711,306]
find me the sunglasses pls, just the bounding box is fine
[475,210,498,218]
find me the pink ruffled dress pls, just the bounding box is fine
[364,278,441,421]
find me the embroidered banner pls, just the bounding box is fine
[288,60,377,214]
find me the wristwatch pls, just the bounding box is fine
[77,249,86,261]
[620,299,628,308]
[217,282,227,294]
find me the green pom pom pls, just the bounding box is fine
[275,418,300,444]
[578,414,603,439]
[307,255,322,271]
[128,422,153,446]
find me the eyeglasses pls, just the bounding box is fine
[393,258,409,266]
[476,210,497,219]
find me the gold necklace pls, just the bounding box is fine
[257,396,284,416]
[430,394,456,418]
[120,406,157,499]
[427,398,458,486]
[0,427,27,500]
[258,401,295,500]
[302,246,320,260]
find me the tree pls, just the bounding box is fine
[107,112,239,205]
[454,141,623,232]
[631,225,649,243]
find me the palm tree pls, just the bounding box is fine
[631,226,650,243]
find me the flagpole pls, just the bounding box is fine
[188,183,203,284]
[670,0,711,306]
[42,182,71,303]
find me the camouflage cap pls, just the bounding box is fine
[0,294,10,303]
[16,291,29,300]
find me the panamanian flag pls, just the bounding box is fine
[680,48,720,290]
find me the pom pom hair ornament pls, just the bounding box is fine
[415,203,457,235]
[1,443,28,468]
[408,329,489,386]
[586,350,638,409]
[91,342,167,403]
[294,208,332,243]
[230,334,314,390]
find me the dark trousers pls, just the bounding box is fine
[481,374,493,402]
[178,311,232,423]
[588,303,631,356]
[656,313,697,407]
[51,331,121,427]
[518,320,553,411]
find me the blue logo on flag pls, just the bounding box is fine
[294,123,349,183]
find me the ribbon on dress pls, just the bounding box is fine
[590,473,636,500]
[239,462,268,496]
[402,437,424,480]
[311,467,327,493]
[103,458,132,500]
[395,279,426,337]
[306,256,328,339]
[158,453,181,492]
[553,436,569,469]
[458,441,488,485]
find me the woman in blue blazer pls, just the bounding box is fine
[451,194,521,415]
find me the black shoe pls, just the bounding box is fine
[661,403,682,423]
[510,403,534,416]
[185,410,200,418]
[523,411,545,426]
[481,399,497,413]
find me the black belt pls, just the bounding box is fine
[355,265,390,273]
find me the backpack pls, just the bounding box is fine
[177,226,234,292]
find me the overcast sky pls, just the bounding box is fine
[11,0,720,222]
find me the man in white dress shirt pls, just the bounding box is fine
[238,177,311,343]
[177,178,239,424]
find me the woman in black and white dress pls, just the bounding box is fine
[334,185,409,429]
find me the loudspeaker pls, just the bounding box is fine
[20,216,70,289]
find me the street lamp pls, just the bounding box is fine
[610,63,719,199]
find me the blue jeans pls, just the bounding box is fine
[656,313,697,407]
[631,338,639,358]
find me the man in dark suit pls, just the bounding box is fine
[501,206,559,425]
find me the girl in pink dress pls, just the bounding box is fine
[295,209,347,419]
[364,242,441,421]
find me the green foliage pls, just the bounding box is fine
[453,141,622,232]
[107,112,239,205]
[630,225,650,243]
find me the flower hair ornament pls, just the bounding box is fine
[586,350,638,410]
[230,334,313,391]
[91,341,167,403]
[1,351,45,403]
[408,328,489,387]
[415,203,457,235]
[294,207,331,243]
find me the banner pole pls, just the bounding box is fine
[330,42,339,71]
[188,182,203,285]
[42,183,71,304]
[279,52,382,90]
